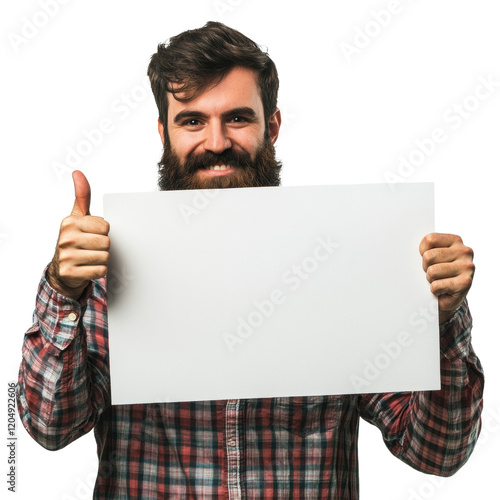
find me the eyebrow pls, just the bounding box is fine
[173,106,258,124]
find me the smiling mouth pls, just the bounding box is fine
[203,164,234,171]
[199,164,239,175]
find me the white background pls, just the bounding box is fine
[1,1,498,499]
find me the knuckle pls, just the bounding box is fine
[58,262,72,278]
[423,233,435,246]
[465,261,475,274]
[102,251,110,264]
[61,215,78,230]
[464,245,474,260]
[57,250,73,264]
[95,265,108,279]
[103,237,111,251]
[422,250,434,267]
[58,234,76,249]
[460,275,473,290]
[426,265,437,279]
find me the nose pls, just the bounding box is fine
[203,121,232,154]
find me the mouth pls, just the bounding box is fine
[198,164,239,176]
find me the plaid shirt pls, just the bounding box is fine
[17,266,483,499]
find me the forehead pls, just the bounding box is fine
[166,66,264,122]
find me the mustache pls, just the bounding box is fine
[182,149,255,174]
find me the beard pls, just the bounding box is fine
[157,136,282,191]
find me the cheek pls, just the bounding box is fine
[234,130,265,157]
[168,131,198,159]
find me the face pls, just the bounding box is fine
[157,66,282,190]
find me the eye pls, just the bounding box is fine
[231,116,247,122]
[184,119,201,126]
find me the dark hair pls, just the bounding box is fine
[147,21,279,126]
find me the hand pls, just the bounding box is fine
[419,233,474,324]
[47,170,110,301]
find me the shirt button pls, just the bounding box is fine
[228,439,236,447]
[67,312,78,322]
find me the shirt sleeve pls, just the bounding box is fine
[359,300,484,476]
[16,264,110,451]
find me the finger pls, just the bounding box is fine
[419,233,462,256]
[71,170,91,216]
[60,233,110,252]
[429,274,473,298]
[59,263,108,283]
[421,244,473,271]
[61,215,110,236]
[59,249,109,268]
[78,216,110,236]
[425,262,462,283]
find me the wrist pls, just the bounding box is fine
[47,262,89,301]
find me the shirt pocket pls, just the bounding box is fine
[273,395,344,437]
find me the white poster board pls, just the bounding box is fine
[104,183,439,405]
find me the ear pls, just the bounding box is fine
[268,108,281,145]
[158,119,165,146]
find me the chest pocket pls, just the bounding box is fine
[273,395,344,437]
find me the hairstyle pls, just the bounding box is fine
[147,21,279,127]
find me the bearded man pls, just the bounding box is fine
[17,21,482,499]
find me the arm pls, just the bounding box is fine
[16,267,109,450]
[360,301,483,475]
[17,170,111,450]
[360,233,483,475]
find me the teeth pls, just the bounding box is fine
[207,165,231,171]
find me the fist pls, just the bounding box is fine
[419,233,475,324]
[47,170,110,301]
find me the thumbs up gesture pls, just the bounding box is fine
[47,171,110,301]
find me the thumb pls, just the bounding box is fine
[71,170,91,216]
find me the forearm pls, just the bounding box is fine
[393,303,483,475]
[360,302,484,476]
[16,266,109,450]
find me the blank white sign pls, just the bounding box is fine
[104,183,439,405]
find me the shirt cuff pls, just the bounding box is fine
[439,299,472,362]
[28,264,95,351]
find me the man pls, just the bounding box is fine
[17,21,483,499]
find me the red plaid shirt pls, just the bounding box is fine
[17,266,483,499]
